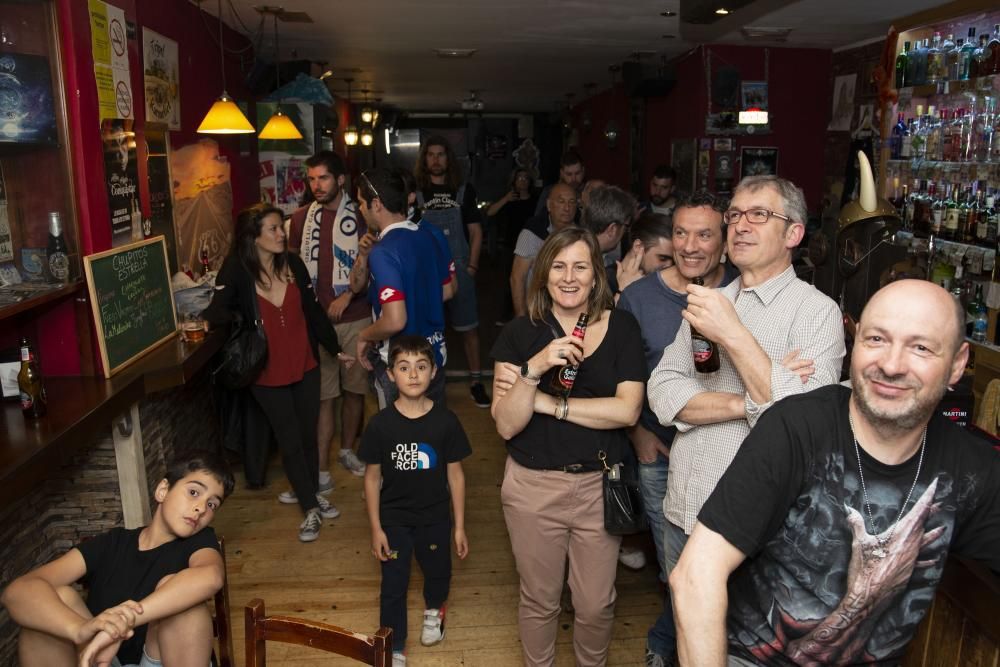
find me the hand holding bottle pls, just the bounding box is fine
[683,282,741,347]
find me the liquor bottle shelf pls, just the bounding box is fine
[887,159,999,170]
[896,73,999,97]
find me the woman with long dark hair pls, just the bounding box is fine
[490,227,645,666]
[205,204,345,542]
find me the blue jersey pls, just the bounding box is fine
[368,221,448,367]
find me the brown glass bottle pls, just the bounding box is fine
[550,313,589,397]
[690,277,720,373]
[18,337,47,419]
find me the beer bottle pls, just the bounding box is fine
[46,212,70,283]
[18,337,47,419]
[549,313,589,396]
[690,277,720,373]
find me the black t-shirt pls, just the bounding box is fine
[358,402,472,526]
[496,196,538,248]
[78,526,220,664]
[420,183,483,241]
[700,384,1000,666]
[490,309,646,470]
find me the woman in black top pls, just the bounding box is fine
[204,204,344,543]
[490,227,645,666]
[487,168,539,323]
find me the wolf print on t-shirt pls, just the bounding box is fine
[390,442,438,471]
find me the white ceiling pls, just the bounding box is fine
[206,0,949,113]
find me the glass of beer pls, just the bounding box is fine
[181,317,207,343]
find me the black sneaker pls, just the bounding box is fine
[470,382,491,408]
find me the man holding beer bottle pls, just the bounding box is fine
[647,176,845,608]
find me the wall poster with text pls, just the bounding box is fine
[142,28,180,130]
[102,118,141,248]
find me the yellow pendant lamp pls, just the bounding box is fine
[257,10,303,141]
[197,0,254,134]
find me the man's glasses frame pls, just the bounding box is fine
[722,208,791,226]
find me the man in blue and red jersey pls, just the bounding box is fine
[354,168,452,408]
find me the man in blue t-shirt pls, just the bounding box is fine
[355,169,451,408]
[617,191,738,666]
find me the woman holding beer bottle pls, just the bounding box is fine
[490,226,645,667]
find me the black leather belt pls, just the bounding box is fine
[554,463,596,474]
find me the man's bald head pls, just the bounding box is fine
[860,280,965,353]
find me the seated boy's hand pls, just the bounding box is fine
[454,528,469,560]
[76,600,142,645]
[78,629,123,667]
[371,530,392,562]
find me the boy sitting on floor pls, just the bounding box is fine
[2,449,235,667]
[361,335,471,666]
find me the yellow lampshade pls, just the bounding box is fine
[360,127,374,146]
[344,124,359,146]
[197,94,255,134]
[258,110,304,140]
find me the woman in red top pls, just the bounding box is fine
[206,204,347,542]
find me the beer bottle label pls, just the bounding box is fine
[557,365,578,387]
[20,391,33,410]
[49,252,69,281]
[692,338,714,363]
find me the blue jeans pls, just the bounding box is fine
[648,521,691,656]
[640,453,677,656]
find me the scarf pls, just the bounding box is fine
[299,195,359,301]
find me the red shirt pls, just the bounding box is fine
[255,282,317,386]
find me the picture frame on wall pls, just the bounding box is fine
[670,139,697,195]
[740,81,768,110]
[740,147,779,179]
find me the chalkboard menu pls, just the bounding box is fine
[84,236,177,377]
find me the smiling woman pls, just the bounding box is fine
[489,227,646,666]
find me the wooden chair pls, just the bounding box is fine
[212,537,235,667]
[244,598,393,667]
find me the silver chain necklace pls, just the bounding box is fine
[848,414,927,560]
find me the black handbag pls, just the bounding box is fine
[599,450,648,535]
[213,294,268,389]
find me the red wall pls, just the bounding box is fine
[574,45,832,210]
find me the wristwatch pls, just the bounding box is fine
[520,362,540,381]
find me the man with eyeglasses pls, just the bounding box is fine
[581,184,635,298]
[647,176,845,626]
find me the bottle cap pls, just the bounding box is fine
[48,211,62,236]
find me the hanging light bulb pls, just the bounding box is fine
[360,126,374,146]
[198,0,254,134]
[361,107,374,124]
[258,11,303,140]
[344,125,359,146]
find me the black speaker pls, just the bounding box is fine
[621,61,676,98]
[711,66,740,109]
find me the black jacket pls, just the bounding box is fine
[203,253,340,360]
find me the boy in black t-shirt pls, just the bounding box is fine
[360,335,471,666]
[2,450,235,667]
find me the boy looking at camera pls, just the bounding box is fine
[2,450,235,667]
[360,336,471,666]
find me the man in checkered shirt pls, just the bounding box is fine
[647,175,845,583]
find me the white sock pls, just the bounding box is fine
[339,448,352,457]
[319,470,331,484]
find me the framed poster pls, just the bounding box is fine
[142,29,180,129]
[740,147,779,179]
[741,81,768,110]
[102,118,141,248]
[714,151,735,194]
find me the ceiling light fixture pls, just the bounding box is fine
[197,0,255,134]
[434,48,477,58]
[360,127,374,146]
[715,7,730,14]
[342,77,358,146]
[660,10,677,16]
[360,89,374,124]
[662,34,677,39]
[258,9,303,140]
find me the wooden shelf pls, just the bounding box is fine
[0,281,84,322]
[896,73,998,98]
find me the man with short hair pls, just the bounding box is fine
[640,165,680,217]
[288,150,370,486]
[414,136,490,408]
[510,183,578,317]
[671,279,1000,666]
[534,149,586,216]
[649,175,845,603]
[355,169,449,408]
[617,192,740,666]
[581,185,634,297]
[615,212,675,296]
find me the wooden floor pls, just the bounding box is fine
[214,381,662,666]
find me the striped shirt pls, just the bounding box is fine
[648,265,845,534]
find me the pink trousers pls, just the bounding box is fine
[501,456,622,667]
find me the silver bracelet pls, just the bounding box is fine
[519,375,540,387]
[561,398,570,421]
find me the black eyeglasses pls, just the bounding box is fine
[722,208,791,226]
[359,171,381,201]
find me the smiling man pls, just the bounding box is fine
[647,176,846,619]
[669,279,1000,666]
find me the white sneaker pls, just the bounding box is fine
[298,509,322,542]
[315,494,341,519]
[420,607,446,646]
[317,474,334,495]
[278,490,298,504]
[618,546,647,570]
[339,449,367,476]
[392,652,407,666]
